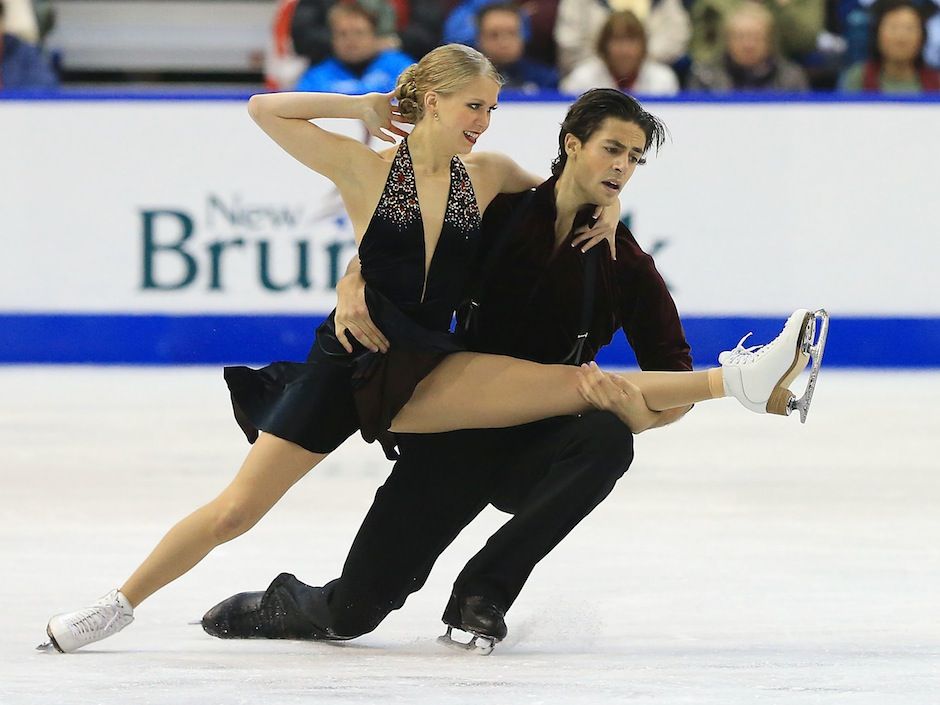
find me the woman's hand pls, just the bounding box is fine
[570,205,619,260]
[360,91,410,144]
[334,271,390,353]
[576,362,657,433]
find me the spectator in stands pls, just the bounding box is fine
[688,1,810,90]
[839,0,940,91]
[291,0,399,66]
[554,0,692,77]
[0,0,57,89]
[838,0,939,69]
[476,2,558,91]
[295,2,413,94]
[690,0,824,65]
[560,9,679,93]
[3,0,37,43]
[395,0,450,60]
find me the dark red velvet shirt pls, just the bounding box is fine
[461,176,692,372]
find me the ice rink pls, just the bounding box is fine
[2,367,938,704]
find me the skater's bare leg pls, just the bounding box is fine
[120,434,326,607]
[390,353,719,433]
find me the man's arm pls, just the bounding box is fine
[334,256,389,353]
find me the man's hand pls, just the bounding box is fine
[570,205,619,260]
[334,271,390,354]
[576,362,657,433]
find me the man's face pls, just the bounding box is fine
[726,15,772,68]
[565,117,647,206]
[878,8,923,63]
[331,11,379,65]
[477,9,524,66]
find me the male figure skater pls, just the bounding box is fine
[202,89,693,652]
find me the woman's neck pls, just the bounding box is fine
[406,125,454,175]
[882,59,918,82]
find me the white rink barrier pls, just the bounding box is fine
[1,95,938,366]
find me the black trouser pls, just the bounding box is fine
[264,410,634,639]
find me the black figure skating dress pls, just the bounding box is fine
[224,139,481,459]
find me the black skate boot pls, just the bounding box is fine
[438,593,507,655]
[202,591,266,638]
[202,573,333,640]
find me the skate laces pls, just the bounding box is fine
[721,333,768,364]
[68,604,121,636]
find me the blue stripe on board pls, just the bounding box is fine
[3,90,940,105]
[0,314,936,367]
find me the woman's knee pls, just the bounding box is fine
[208,498,261,544]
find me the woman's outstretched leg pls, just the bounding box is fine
[390,353,719,433]
[391,309,819,434]
[44,434,327,653]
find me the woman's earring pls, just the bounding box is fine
[434,112,440,120]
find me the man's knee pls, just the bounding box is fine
[574,411,635,475]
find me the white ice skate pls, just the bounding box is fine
[38,589,134,653]
[720,308,829,422]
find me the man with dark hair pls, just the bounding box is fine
[475,2,557,92]
[294,2,413,94]
[0,0,58,90]
[202,89,692,653]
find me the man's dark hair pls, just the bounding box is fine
[477,2,522,28]
[0,1,5,20]
[551,88,667,178]
[328,1,378,31]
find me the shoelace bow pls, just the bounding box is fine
[722,333,770,364]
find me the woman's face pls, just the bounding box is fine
[878,7,924,64]
[604,34,645,77]
[430,76,501,154]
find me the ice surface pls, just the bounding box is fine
[1,367,938,704]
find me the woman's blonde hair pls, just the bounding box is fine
[394,44,503,124]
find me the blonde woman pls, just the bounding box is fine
[43,45,822,653]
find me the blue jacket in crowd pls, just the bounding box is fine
[295,50,414,94]
[0,33,58,90]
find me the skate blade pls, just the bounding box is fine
[787,309,829,423]
[437,626,496,655]
[36,641,57,652]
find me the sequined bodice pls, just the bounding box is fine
[358,139,482,331]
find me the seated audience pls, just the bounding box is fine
[688,1,810,90]
[690,0,824,65]
[839,0,940,91]
[560,10,679,95]
[554,0,692,76]
[295,2,413,94]
[476,2,557,91]
[395,0,449,60]
[291,0,399,66]
[0,0,57,89]
[444,0,532,47]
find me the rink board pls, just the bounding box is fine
[1,95,937,366]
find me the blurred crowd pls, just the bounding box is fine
[2,0,939,94]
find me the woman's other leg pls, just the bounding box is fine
[120,434,327,607]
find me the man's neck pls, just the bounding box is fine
[553,171,592,247]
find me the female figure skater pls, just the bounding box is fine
[42,44,822,653]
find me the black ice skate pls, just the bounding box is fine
[438,594,507,655]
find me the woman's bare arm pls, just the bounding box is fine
[247,91,408,187]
